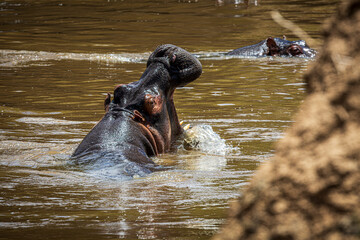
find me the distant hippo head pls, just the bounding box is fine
[72,44,202,177]
[266,37,316,57]
[226,37,316,58]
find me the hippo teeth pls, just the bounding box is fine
[183,124,191,131]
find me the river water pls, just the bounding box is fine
[0,0,339,239]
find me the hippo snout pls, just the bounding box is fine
[148,44,202,88]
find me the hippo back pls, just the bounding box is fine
[226,39,268,57]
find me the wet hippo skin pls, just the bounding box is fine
[71,44,202,177]
[226,37,316,58]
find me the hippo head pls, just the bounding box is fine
[72,45,202,176]
[106,44,202,155]
[266,37,316,58]
[226,36,316,58]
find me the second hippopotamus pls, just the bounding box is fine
[71,44,202,178]
[226,36,316,58]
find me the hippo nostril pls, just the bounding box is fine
[171,54,176,63]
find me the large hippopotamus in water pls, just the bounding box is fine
[71,44,202,178]
[226,37,316,58]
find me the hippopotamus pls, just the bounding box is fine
[226,36,316,58]
[71,44,202,178]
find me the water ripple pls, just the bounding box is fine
[0,49,148,67]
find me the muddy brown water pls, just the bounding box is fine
[0,0,339,239]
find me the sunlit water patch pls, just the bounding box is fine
[0,49,149,67]
[16,117,85,125]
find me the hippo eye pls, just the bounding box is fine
[288,45,304,56]
[144,94,163,115]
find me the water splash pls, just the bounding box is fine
[183,124,229,155]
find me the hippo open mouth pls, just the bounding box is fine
[71,44,202,177]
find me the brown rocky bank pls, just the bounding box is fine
[213,0,360,239]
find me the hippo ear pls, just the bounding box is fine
[266,37,280,56]
[104,93,111,112]
[113,84,127,104]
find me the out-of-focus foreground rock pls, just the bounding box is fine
[213,0,360,239]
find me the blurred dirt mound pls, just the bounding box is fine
[213,0,360,239]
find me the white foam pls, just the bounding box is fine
[16,117,84,125]
[183,124,228,156]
